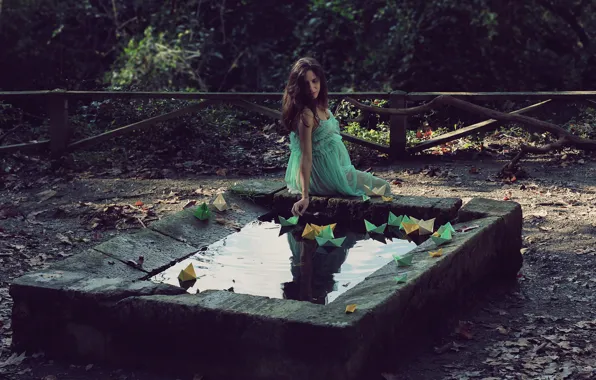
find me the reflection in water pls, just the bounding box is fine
[151,221,418,305]
[282,230,356,305]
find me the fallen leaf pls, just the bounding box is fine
[37,190,57,202]
[0,352,26,368]
[56,233,73,245]
[215,217,241,231]
[26,210,46,225]
[527,209,548,218]
[134,201,144,207]
[576,248,595,255]
[183,200,197,209]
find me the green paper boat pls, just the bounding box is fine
[436,222,456,235]
[394,274,408,284]
[315,236,347,247]
[279,215,299,227]
[388,212,404,228]
[362,194,371,201]
[317,225,335,239]
[393,253,414,267]
[399,215,412,230]
[431,228,452,246]
[194,202,211,220]
[364,220,387,234]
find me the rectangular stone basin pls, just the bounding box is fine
[9,181,522,380]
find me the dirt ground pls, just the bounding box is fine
[1,150,596,379]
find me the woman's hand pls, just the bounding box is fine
[292,197,309,216]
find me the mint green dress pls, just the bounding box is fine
[285,109,392,197]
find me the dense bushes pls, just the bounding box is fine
[1,0,594,93]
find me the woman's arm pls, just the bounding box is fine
[298,109,315,199]
[291,109,315,216]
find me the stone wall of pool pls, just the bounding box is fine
[9,180,523,380]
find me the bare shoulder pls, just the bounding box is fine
[300,107,315,128]
[301,107,315,118]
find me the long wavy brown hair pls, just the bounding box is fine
[280,57,329,135]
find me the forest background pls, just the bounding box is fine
[1,0,595,169]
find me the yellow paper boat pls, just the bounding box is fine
[213,193,228,211]
[302,224,318,240]
[382,195,393,202]
[418,218,436,235]
[345,304,357,313]
[429,248,443,258]
[302,223,337,240]
[401,221,419,235]
[178,263,197,282]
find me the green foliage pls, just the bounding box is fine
[107,26,212,90]
[343,121,390,146]
[1,0,595,94]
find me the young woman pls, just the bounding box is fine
[281,57,392,216]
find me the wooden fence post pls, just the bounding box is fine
[389,90,408,160]
[48,92,69,158]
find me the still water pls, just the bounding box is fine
[151,220,418,305]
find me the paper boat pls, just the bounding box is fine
[418,218,435,235]
[394,274,408,283]
[393,253,414,267]
[363,184,387,197]
[178,263,197,282]
[302,223,337,240]
[437,222,456,235]
[317,225,334,239]
[194,202,211,220]
[364,220,387,234]
[388,212,404,228]
[399,215,412,230]
[431,229,452,246]
[401,222,419,235]
[213,193,228,211]
[279,215,299,227]
[315,236,346,247]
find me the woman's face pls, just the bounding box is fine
[304,70,320,100]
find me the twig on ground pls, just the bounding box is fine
[137,217,146,228]
[0,124,24,144]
